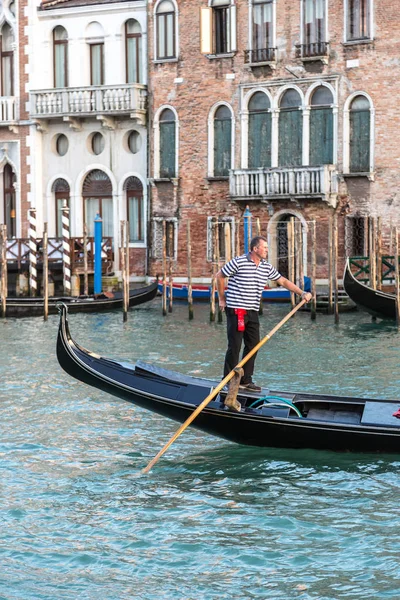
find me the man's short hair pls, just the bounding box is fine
[250,236,268,251]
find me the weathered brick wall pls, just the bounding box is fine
[148,0,400,280]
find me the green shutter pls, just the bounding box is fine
[214,118,231,176]
[350,110,370,172]
[160,122,176,178]
[278,109,303,167]
[309,108,333,165]
[248,112,272,168]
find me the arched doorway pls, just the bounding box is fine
[82,169,113,237]
[52,178,70,238]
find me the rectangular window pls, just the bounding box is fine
[128,196,144,242]
[157,12,175,59]
[300,0,327,57]
[253,0,273,52]
[347,0,371,40]
[207,217,235,262]
[90,43,104,85]
[1,51,13,96]
[214,6,229,54]
[54,42,68,88]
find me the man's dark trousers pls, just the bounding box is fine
[223,308,260,384]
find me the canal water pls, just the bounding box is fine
[1,300,400,600]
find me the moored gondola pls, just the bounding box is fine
[56,303,400,453]
[3,281,158,318]
[343,258,396,320]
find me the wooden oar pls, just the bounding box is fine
[142,299,306,474]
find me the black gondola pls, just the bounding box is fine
[3,281,158,318]
[56,304,400,454]
[343,258,396,320]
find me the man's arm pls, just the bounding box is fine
[216,270,227,310]
[276,276,312,303]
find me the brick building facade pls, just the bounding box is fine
[147,0,400,283]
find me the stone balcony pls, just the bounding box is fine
[230,165,338,207]
[0,97,17,125]
[30,84,147,126]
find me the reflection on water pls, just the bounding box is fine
[1,301,400,599]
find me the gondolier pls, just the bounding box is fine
[217,236,312,391]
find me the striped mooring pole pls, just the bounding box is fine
[62,201,71,296]
[28,208,38,297]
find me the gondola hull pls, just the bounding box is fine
[343,259,396,320]
[3,281,158,318]
[56,304,400,454]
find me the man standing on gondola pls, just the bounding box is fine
[217,236,312,392]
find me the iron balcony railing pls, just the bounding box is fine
[296,41,329,59]
[244,47,276,64]
[230,165,338,204]
[30,84,147,120]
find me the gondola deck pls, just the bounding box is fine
[56,304,400,454]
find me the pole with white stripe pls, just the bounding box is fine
[28,208,38,297]
[62,201,71,296]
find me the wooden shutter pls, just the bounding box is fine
[160,121,176,178]
[214,118,232,176]
[350,110,370,172]
[248,112,272,168]
[229,5,237,52]
[309,107,333,165]
[200,7,212,54]
[278,109,303,167]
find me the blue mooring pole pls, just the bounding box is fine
[94,214,102,295]
[243,206,252,254]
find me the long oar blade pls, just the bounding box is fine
[142,299,306,474]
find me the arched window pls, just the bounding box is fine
[159,108,176,178]
[52,178,70,238]
[1,23,14,96]
[125,20,142,83]
[86,22,104,85]
[309,86,333,165]
[156,0,176,60]
[53,26,68,88]
[82,170,113,236]
[248,92,271,168]
[349,95,370,173]
[278,89,302,167]
[214,105,232,177]
[3,164,16,238]
[125,177,144,243]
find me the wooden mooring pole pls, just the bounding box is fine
[162,220,167,316]
[29,208,38,297]
[215,220,223,323]
[328,214,333,315]
[187,220,193,320]
[333,213,339,324]
[1,225,7,318]
[369,217,377,290]
[43,223,49,321]
[394,227,400,326]
[120,221,128,322]
[125,220,130,320]
[310,220,317,320]
[168,224,173,313]
[288,218,295,308]
[210,218,216,322]
[376,216,382,291]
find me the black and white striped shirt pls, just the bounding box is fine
[221,253,281,310]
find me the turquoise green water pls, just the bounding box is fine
[1,301,400,599]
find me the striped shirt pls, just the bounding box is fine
[221,253,281,310]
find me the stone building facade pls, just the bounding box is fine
[0,0,31,239]
[147,0,400,282]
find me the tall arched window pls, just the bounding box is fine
[278,89,302,167]
[349,95,370,173]
[53,26,68,88]
[159,109,176,178]
[3,164,16,238]
[156,0,176,60]
[309,86,333,165]
[248,92,271,168]
[125,19,142,83]
[125,177,144,242]
[214,105,232,177]
[82,170,113,237]
[52,178,70,238]
[1,23,14,96]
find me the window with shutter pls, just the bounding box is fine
[159,109,176,178]
[347,0,371,41]
[156,0,176,59]
[278,90,303,167]
[309,86,334,166]
[248,91,271,168]
[213,105,232,177]
[349,96,370,172]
